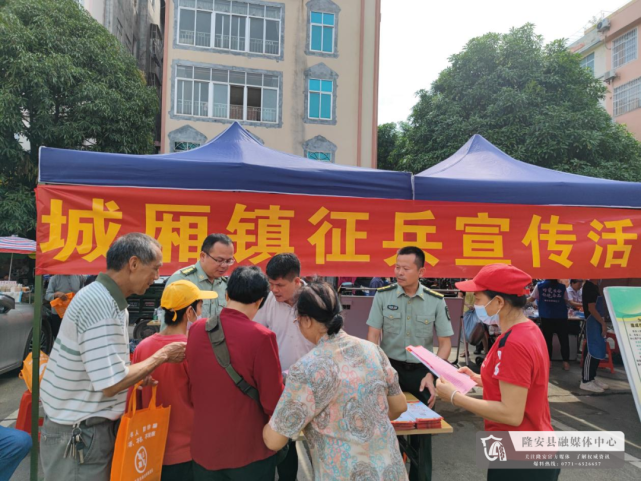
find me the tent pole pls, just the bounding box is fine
[30,275,43,481]
[8,253,13,281]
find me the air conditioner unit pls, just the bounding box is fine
[604,70,617,83]
[597,18,611,32]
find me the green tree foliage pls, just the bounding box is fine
[377,122,400,170]
[393,24,641,180]
[0,0,159,237]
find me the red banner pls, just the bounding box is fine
[35,185,641,278]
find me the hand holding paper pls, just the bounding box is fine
[407,345,477,394]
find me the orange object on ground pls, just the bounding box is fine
[15,390,43,438]
[50,292,74,318]
[111,383,170,481]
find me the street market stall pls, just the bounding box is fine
[32,125,641,480]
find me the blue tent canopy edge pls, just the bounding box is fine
[38,122,413,200]
[414,134,641,208]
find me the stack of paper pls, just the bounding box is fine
[406,345,477,395]
[391,401,443,430]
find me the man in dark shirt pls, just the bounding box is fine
[187,266,284,480]
[581,279,608,393]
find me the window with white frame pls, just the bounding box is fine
[178,0,281,56]
[310,11,334,53]
[174,141,201,151]
[614,77,641,117]
[613,28,637,69]
[580,52,595,75]
[306,151,332,162]
[175,65,279,123]
[308,79,332,120]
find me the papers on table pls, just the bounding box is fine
[406,345,477,395]
[392,400,443,430]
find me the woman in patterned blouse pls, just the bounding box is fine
[263,282,409,480]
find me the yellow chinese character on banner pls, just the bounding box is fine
[522,215,576,268]
[146,204,210,263]
[455,212,510,266]
[226,204,295,264]
[41,198,122,262]
[588,219,638,268]
[382,211,443,266]
[40,199,66,253]
[308,207,370,264]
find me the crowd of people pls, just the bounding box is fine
[0,231,574,481]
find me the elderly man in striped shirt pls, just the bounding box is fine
[40,233,186,481]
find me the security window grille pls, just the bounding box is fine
[614,77,641,117]
[116,19,123,41]
[580,53,595,75]
[178,0,281,56]
[175,141,201,151]
[310,11,335,53]
[307,151,332,162]
[175,65,279,123]
[308,79,332,120]
[613,29,637,69]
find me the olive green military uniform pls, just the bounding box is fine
[367,283,454,481]
[161,261,227,329]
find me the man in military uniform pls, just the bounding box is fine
[367,246,453,481]
[163,234,235,328]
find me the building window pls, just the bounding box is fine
[580,52,594,75]
[174,141,201,151]
[178,0,281,56]
[307,151,332,162]
[310,12,334,53]
[613,28,637,69]
[308,79,332,120]
[175,65,279,123]
[614,77,641,117]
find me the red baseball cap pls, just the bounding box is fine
[455,264,532,296]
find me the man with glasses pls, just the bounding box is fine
[165,234,235,324]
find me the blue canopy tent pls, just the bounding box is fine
[414,134,641,208]
[39,122,413,200]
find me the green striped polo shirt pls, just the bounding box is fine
[41,273,131,425]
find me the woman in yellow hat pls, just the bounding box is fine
[129,280,218,481]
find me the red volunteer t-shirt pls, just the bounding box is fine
[480,320,553,432]
[187,308,284,471]
[128,333,193,465]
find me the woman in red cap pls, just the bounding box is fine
[435,264,559,481]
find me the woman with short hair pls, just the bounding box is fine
[263,282,408,480]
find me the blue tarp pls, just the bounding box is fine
[39,122,413,200]
[414,134,641,208]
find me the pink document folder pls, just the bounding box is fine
[406,345,477,394]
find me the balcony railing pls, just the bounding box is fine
[214,34,230,49]
[195,32,211,47]
[177,100,208,117]
[179,101,276,123]
[179,30,195,45]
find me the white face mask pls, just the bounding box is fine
[474,297,501,325]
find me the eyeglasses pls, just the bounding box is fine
[203,251,236,266]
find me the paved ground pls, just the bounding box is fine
[3,351,640,480]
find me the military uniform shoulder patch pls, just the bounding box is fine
[180,266,197,275]
[221,276,229,283]
[378,283,397,292]
[423,286,444,298]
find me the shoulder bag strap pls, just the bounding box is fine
[205,314,260,403]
